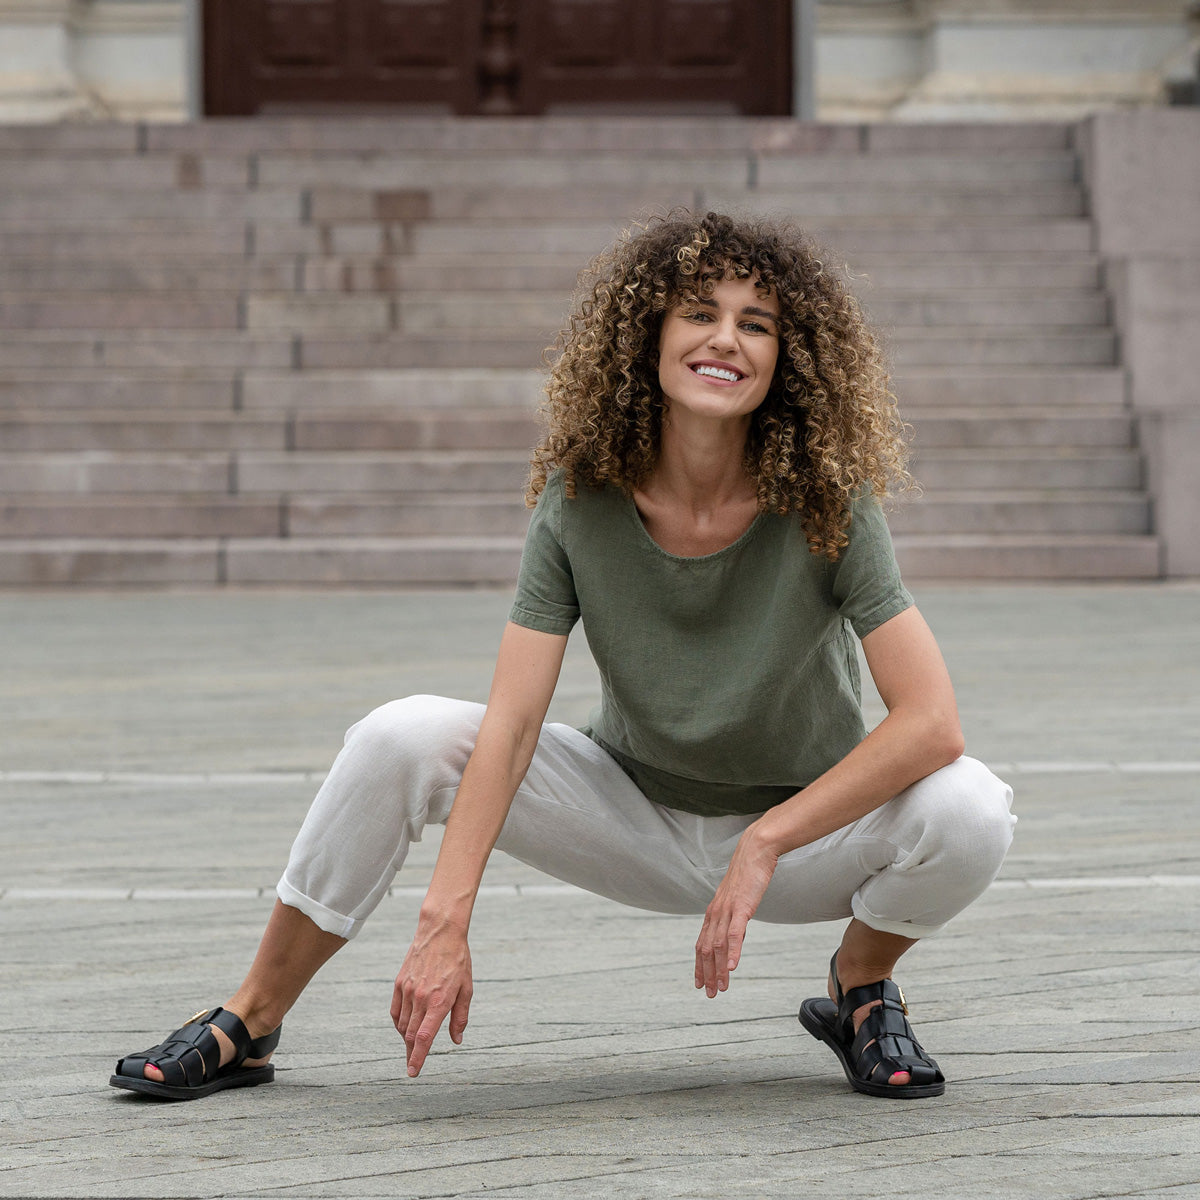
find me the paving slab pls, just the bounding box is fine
[1,584,1198,1199]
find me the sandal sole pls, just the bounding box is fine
[798,997,945,1099]
[109,1064,274,1101]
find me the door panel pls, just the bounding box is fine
[203,0,792,116]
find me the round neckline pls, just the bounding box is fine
[623,491,767,562]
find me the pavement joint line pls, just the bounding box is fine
[4,876,1200,902]
[2,762,1200,785]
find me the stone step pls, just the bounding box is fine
[402,219,1094,257]
[0,453,234,494]
[0,495,281,538]
[281,491,1148,539]
[891,367,1124,407]
[0,333,293,369]
[0,375,238,410]
[702,186,1085,218]
[892,534,1161,580]
[291,409,539,451]
[378,291,1111,332]
[0,255,1105,297]
[0,364,1124,411]
[293,183,1086,222]
[0,530,1158,588]
[757,154,1079,188]
[248,152,1079,190]
[0,290,1112,336]
[0,190,302,222]
[0,538,221,586]
[911,449,1140,491]
[128,116,1071,155]
[0,153,249,188]
[0,404,1133,457]
[287,494,531,538]
[0,295,242,331]
[224,536,526,586]
[0,226,251,258]
[0,259,298,293]
[235,451,529,494]
[287,328,1115,369]
[0,447,1113,497]
[889,329,1115,368]
[295,252,1104,294]
[0,410,286,450]
[0,484,1148,540]
[904,407,1133,449]
[242,368,543,410]
[888,491,1150,536]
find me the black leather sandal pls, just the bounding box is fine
[798,952,945,1099]
[110,1007,281,1101]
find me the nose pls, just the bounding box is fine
[707,313,739,352]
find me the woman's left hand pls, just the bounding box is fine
[694,825,779,998]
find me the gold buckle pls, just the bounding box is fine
[183,1008,211,1026]
[896,985,909,1015]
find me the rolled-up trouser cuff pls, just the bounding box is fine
[851,893,946,941]
[276,875,360,941]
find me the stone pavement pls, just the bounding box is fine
[1,584,1198,1199]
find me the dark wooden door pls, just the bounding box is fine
[203,0,792,116]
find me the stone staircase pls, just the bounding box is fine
[0,118,1160,585]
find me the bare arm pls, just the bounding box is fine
[392,621,567,1075]
[694,605,964,996]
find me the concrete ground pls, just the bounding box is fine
[1,584,1198,1199]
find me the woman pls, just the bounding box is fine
[111,211,1015,1102]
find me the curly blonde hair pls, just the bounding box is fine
[528,210,912,560]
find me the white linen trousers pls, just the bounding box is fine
[278,695,1016,942]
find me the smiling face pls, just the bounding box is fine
[656,274,781,428]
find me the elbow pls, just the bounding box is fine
[932,716,965,769]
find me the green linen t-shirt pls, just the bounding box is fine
[508,471,913,817]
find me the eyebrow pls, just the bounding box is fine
[694,296,779,326]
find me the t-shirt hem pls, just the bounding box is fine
[508,604,577,636]
[850,589,914,640]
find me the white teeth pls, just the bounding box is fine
[693,365,741,382]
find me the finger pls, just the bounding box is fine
[394,978,413,1035]
[725,920,747,975]
[448,986,472,1045]
[696,916,726,998]
[406,1007,447,1077]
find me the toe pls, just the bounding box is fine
[145,1064,165,1082]
[889,1070,911,1086]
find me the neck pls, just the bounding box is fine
[647,410,755,511]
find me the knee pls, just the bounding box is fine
[900,756,1016,877]
[342,694,483,776]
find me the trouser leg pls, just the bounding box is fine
[753,755,1016,937]
[276,696,725,939]
[279,695,1015,942]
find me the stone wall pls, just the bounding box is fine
[1083,109,1200,577]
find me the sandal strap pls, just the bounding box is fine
[847,989,943,1087]
[115,1006,261,1088]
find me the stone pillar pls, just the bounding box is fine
[0,0,185,121]
[1083,110,1200,577]
[0,0,89,120]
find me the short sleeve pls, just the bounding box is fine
[508,472,581,636]
[829,493,913,639]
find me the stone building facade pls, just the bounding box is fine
[0,0,1196,124]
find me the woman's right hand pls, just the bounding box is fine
[391,913,474,1077]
